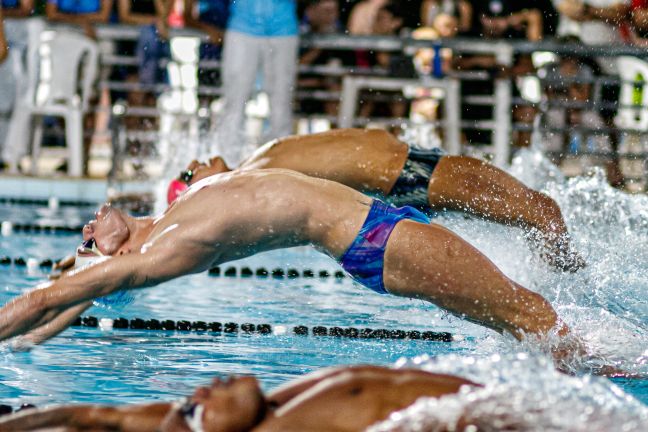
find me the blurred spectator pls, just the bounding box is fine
[632,0,648,31]
[125,0,172,85]
[2,0,33,17]
[0,9,8,64]
[1,1,37,170]
[356,2,408,120]
[299,0,350,116]
[183,0,229,86]
[301,0,341,33]
[555,0,629,42]
[46,0,114,39]
[541,57,613,176]
[471,0,543,41]
[629,0,648,44]
[183,0,227,45]
[554,0,630,71]
[421,0,472,34]
[214,0,298,165]
[509,54,538,148]
[115,0,172,128]
[348,0,388,34]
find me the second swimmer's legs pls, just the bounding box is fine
[426,156,584,271]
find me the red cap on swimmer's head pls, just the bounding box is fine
[167,178,189,205]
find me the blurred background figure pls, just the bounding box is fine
[0,0,37,170]
[0,8,6,64]
[470,0,543,41]
[347,0,388,35]
[421,0,471,33]
[46,0,113,39]
[554,0,629,73]
[117,0,172,101]
[355,2,407,121]
[213,0,298,166]
[183,0,229,98]
[629,0,648,45]
[540,55,614,177]
[298,0,350,118]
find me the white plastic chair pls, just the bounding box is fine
[4,29,98,176]
[0,18,44,161]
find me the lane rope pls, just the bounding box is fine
[1,221,83,235]
[0,197,97,207]
[0,256,349,280]
[71,315,456,342]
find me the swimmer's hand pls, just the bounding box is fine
[8,336,35,352]
[550,329,638,378]
[547,247,586,273]
[531,231,586,273]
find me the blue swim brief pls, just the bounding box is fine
[339,200,431,294]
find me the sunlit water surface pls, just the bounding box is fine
[0,150,646,431]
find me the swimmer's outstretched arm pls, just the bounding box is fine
[0,402,171,432]
[10,301,93,350]
[0,244,207,343]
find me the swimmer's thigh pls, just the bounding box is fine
[382,220,542,334]
[427,156,553,228]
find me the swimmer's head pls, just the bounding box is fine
[167,157,231,205]
[83,203,132,256]
[164,376,265,432]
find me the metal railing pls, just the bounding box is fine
[3,23,648,188]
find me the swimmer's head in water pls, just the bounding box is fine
[83,203,131,256]
[166,376,265,432]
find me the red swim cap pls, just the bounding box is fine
[167,178,189,205]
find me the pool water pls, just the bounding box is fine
[0,237,477,406]
[0,150,647,429]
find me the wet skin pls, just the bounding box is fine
[0,366,478,432]
[0,169,570,354]
[182,128,583,271]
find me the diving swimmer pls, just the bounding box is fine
[168,128,583,271]
[0,169,575,360]
[0,366,479,432]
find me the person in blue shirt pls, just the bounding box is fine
[213,0,299,166]
[46,0,113,38]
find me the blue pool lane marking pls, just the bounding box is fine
[70,316,456,342]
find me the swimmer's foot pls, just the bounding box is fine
[529,230,586,273]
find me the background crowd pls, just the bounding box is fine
[0,1,647,190]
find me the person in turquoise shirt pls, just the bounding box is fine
[214,0,299,166]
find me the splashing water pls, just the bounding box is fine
[368,353,648,431]
[434,148,648,375]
